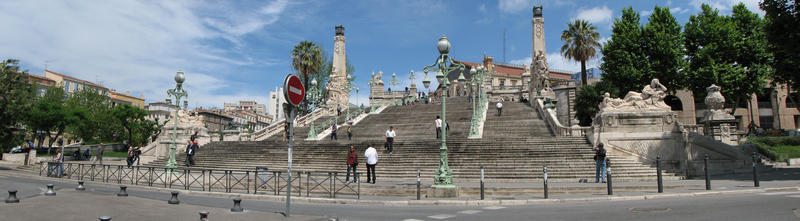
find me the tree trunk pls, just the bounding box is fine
[46,130,63,155]
[580,60,588,86]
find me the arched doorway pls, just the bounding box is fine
[664,95,683,111]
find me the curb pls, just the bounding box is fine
[6,169,799,207]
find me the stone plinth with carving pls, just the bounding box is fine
[154,109,210,158]
[701,84,738,145]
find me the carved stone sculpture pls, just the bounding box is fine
[531,51,551,93]
[599,79,671,112]
[374,71,384,85]
[703,84,734,121]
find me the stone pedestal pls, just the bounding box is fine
[428,186,458,198]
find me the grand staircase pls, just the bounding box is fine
[146,97,680,182]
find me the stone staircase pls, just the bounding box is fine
[146,96,681,182]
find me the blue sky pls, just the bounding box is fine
[0,0,762,116]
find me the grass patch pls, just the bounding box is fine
[747,136,800,162]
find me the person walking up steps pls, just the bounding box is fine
[594,143,607,183]
[496,101,503,116]
[347,126,353,140]
[346,145,358,183]
[435,116,442,138]
[331,123,338,140]
[385,126,396,154]
[364,143,378,184]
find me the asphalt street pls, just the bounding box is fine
[2,171,799,221]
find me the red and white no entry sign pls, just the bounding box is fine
[283,74,305,106]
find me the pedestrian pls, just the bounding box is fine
[126,144,134,168]
[134,144,142,166]
[385,126,396,154]
[594,143,607,183]
[347,126,352,140]
[185,140,196,167]
[337,105,342,116]
[53,149,64,177]
[24,139,33,165]
[283,122,289,141]
[331,123,338,140]
[82,148,91,162]
[435,116,442,138]
[364,143,378,184]
[92,143,104,165]
[190,131,198,142]
[346,145,358,183]
[496,101,503,116]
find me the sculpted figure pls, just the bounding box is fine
[531,51,551,91]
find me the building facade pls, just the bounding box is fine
[268,87,287,122]
[224,100,267,115]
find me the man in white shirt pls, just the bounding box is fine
[385,126,396,154]
[364,144,378,184]
[435,116,442,138]
[496,101,503,116]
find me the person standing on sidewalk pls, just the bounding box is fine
[364,143,378,184]
[92,143,104,165]
[435,116,442,138]
[594,143,607,183]
[496,101,503,116]
[126,144,135,168]
[134,144,142,166]
[53,149,64,177]
[385,126,396,154]
[346,145,358,183]
[185,140,197,167]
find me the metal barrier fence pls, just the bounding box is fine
[39,162,360,199]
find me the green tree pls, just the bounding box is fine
[574,81,618,126]
[685,4,769,111]
[760,0,800,109]
[0,59,35,152]
[561,19,602,86]
[291,41,323,114]
[110,104,150,146]
[65,88,113,144]
[27,86,86,153]
[643,6,687,93]
[600,7,649,94]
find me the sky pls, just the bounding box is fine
[0,0,763,116]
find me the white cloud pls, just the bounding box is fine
[498,0,533,13]
[575,5,613,24]
[478,4,487,13]
[0,0,288,108]
[509,52,601,73]
[690,0,764,16]
[670,7,690,14]
[641,10,653,17]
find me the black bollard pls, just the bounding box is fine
[99,216,111,221]
[606,159,613,195]
[6,190,19,203]
[543,166,548,199]
[76,181,86,191]
[480,166,485,200]
[416,168,421,200]
[45,184,56,196]
[657,155,663,193]
[704,154,711,190]
[168,191,180,204]
[231,198,244,212]
[117,186,128,197]
[752,152,760,187]
[199,211,209,221]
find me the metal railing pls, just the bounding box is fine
[533,97,590,136]
[492,85,522,91]
[40,162,360,199]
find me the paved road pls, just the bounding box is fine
[2,171,799,221]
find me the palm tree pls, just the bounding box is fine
[561,19,601,86]
[291,41,323,114]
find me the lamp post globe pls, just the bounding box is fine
[436,70,445,84]
[175,71,185,84]
[458,73,466,88]
[470,67,477,75]
[437,35,450,55]
[423,75,431,89]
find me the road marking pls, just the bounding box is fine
[759,192,800,195]
[458,210,482,214]
[483,206,506,210]
[428,214,456,220]
[403,219,425,221]
[786,195,800,198]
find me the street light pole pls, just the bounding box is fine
[422,35,465,188]
[391,73,397,106]
[165,71,188,170]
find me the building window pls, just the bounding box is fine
[499,79,505,87]
[65,81,70,92]
[511,80,517,86]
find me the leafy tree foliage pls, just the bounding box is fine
[561,19,602,86]
[574,81,619,126]
[760,0,800,109]
[600,7,649,95]
[26,86,86,153]
[0,59,35,152]
[291,41,323,114]
[643,6,687,93]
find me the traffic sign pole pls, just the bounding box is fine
[282,74,304,217]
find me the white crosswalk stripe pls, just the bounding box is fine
[786,195,800,198]
[428,214,456,220]
[458,210,482,214]
[483,206,507,210]
[403,219,425,221]
[759,192,800,195]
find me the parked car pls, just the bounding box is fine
[9,146,24,153]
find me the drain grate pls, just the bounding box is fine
[629,207,671,213]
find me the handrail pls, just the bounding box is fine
[40,162,360,198]
[252,108,328,141]
[533,97,589,136]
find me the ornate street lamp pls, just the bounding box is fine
[468,65,489,138]
[307,78,319,139]
[165,70,188,170]
[345,73,355,121]
[422,35,465,188]
[391,72,398,106]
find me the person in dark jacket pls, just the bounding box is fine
[594,143,607,183]
[346,146,358,183]
[184,140,198,166]
[331,123,338,140]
